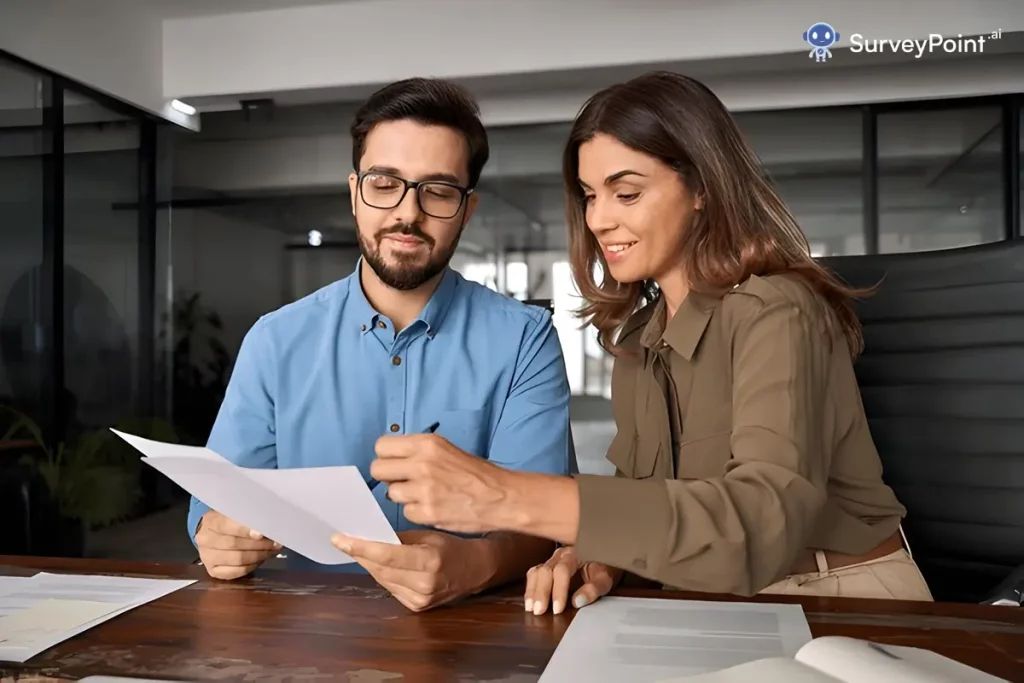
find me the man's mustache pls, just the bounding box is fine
[375,223,434,246]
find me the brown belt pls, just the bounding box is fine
[788,531,904,576]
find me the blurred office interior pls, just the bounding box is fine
[0,0,1022,566]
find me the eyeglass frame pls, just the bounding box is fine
[356,170,474,219]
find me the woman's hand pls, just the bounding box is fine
[372,433,581,544]
[371,433,512,534]
[524,546,623,615]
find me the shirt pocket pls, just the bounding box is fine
[434,409,490,458]
[606,430,659,479]
[676,430,732,480]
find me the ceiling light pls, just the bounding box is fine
[170,99,197,116]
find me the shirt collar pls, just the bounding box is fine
[640,291,716,360]
[349,259,380,333]
[417,266,458,336]
[350,258,459,337]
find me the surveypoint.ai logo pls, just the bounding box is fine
[803,22,1004,63]
[850,30,1001,58]
[803,22,839,62]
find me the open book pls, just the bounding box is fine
[668,636,1005,682]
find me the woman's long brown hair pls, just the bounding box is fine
[563,71,873,357]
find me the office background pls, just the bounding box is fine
[1,0,1023,563]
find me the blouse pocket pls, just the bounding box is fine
[606,430,659,479]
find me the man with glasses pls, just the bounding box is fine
[187,78,574,612]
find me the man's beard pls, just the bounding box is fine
[358,219,463,291]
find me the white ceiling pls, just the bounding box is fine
[151,0,353,19]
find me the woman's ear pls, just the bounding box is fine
[694,193,706,211]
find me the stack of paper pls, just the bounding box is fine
[111,430,400,564]
[0,573,194,663]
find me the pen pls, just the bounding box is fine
[369,421,440,490]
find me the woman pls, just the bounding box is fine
[363,71,933,614]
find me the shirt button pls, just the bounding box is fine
[389,423,400,432]
[378,321,387,329]
[360,324,366,331]
[392,356,402,366]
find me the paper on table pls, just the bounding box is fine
[0,578,34,618]
[111,429,400,564]
[674,636,1007,683]
[793,636,1006,683]
[0,599,120,648]
[664,657,841,683]
[538,597,813,682]
[0,572,194,663]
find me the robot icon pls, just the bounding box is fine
[803,22,839,62]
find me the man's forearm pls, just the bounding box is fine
[472,531,555,592]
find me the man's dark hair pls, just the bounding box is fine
[350,77,490,188]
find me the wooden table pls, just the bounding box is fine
[2,556,1023,681]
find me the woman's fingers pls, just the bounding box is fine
[572,563,617,609]
[525,547,584,615]
[550,555,576,615]
[524,565,540,613]
[528,565,554,615]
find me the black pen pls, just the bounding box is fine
[369,421,440,490]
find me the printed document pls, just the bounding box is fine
[112,430,400,564]
[0,572,194,663]
[539,597,813,682]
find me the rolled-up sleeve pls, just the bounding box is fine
[486,312,574,476]
[575,297,831,595]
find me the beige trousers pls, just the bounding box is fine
[759,548,934,601]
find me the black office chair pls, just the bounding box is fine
[523,298,555,313]
[821,241,1024,605]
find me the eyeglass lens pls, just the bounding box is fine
[360,173,464,218]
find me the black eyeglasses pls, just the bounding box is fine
[357,171,472,219]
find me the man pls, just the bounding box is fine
[187,78,573,611]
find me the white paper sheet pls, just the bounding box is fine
[539,597,814,682]
[111,429,400,564]
[663,657,841,683]
[0,577,34,618]
[0,572,194,663]
[794,636,1006,683]
[673,636,1007,683]
[0,599,121,647]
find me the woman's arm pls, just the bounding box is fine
[374,286,833,596]
[483,292,833,596]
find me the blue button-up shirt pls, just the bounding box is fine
[187,265,574,571]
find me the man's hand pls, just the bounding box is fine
[331,530,494,612]
[525,546,622,615]
[195,510,281,580]
[370,433,513,534]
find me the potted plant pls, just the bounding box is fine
[0,406,177,557]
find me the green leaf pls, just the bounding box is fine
[0,406,47,449]
[64,465,141,527]
[1,407,173,528]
